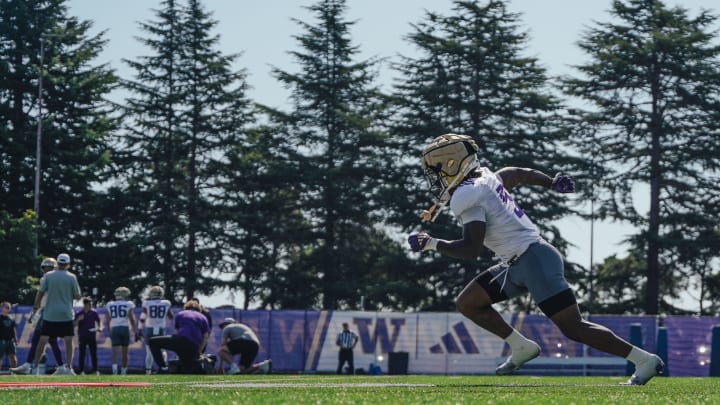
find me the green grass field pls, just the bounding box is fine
[1,374,718,404]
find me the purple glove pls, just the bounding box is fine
[551,173,575,193]
[408,232,433,252]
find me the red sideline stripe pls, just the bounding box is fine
[0,382,151,388]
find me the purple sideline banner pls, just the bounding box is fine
[586,315,657,356]
[1,306,716,376]
[663,316,720,377]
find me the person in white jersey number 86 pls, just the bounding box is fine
[408,134,663,386]
[106,286,137,375]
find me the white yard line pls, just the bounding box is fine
[187,382,436,388]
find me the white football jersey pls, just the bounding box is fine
[142,299,172,329]
[106,300,135,328]
[449,167,541,262]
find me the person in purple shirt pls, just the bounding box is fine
[149,300,209,374]
[74,297,102,375]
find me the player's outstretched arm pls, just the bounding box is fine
[408,221,486,260]
[496,167,575,193]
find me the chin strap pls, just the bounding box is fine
[420,168,469,223]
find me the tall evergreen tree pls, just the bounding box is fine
[265,0,399,310]
[562,0,720,314]
[390,0,575,311]
[119,0,253,302]
[0,210,36,303]
[0,0,117,294]
[214,122,305,309]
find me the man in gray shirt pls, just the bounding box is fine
[217,318,270,375]
[31,253,81,375]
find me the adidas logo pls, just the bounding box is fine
[429,322,479,354]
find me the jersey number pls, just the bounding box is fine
[109,305,127,318]
[495,184,525,218]
[148,305,166,319]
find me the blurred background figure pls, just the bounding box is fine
[336,322,358,375]
[149,300,208,374]
[31,253,81,375]
[11,258,65,375]
[0,301,18,369]
[140,286,173,374]
[217,317,270,375]
[75,297,101,375]
[106,287,137,375]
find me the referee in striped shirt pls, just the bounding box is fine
[336,322,358,375]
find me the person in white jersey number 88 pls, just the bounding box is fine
[140,286,173,374]
[408,134,663,386]
[106,286,137,375]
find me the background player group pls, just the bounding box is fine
[6,254,269,376]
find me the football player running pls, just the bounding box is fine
[408,134,663,386]
[106,287,137,375]
[139,286,173,374]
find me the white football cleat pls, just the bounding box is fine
[10,362,33,375]
[52,365,68,376]
[496,342,541,375]
[258,359,272,374]
[227,363,241,375]
[621,355,664,386]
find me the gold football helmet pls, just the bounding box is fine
[114,286,131,300]
[148,285,165,300]
[421,133,480,202]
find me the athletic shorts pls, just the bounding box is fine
[111,326,130,346]
[0,339,16,355]
[475,240,576,317]
[143,327,165,342]
[227,339,259,368]
[40,320,74,338]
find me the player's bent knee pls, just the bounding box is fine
[456,291,488,316]
[538,288,577,318]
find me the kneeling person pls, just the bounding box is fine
[217,318,270,375]
[149,300,208,374]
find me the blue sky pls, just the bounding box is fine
[65,0,718,310]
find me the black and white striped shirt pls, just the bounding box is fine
[336,330,358,349]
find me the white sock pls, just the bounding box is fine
[626,346,652,365]
[112,364,118,374]
[504,329,533,351]
[146,348,153,370]
[121,367,128,374]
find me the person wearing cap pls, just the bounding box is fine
[149,300,209,374]
[217,318,271,375]
[74,297,102,375]
[31,253,81,375]
[10,258,65,375]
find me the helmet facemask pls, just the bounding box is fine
[421,134,480,204]
[40,258,57,274]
